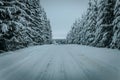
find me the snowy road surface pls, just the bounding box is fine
[0,45,120,80]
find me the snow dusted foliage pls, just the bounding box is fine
[66,17,86,44]
[110,0,120,49]
[0,0,52,51]
[67,19,81,44]
[67,0,98,45]
[82,0,98,45]
[92,0,116,47]
[67,0,120,49]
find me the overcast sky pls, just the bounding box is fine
[40,0,89,39]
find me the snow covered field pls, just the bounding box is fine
[0,45,120,80]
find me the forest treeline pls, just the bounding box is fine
[67,0,120,49]
[0,0,52,51]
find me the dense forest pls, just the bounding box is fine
[67,0,120,49]
[0,0,52,51]
[53,39,67,44]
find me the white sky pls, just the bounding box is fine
[40,0,89,39]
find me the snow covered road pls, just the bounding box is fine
[0,45,120,80]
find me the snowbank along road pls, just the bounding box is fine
[0,45,120,80]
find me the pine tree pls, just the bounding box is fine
[84,0,98,45]
[66,20,79,44]
[0,0,52,51]
[66,17,86,44]
[0,0,29,50]
[67,0,120,49]
[92,0,116,47]
[110,0,120,49]
[67,0,98,45]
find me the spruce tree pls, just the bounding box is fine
[92,0,116,47]
[85,0,98,45]
[0,0,52,51]
[110,0,120,49]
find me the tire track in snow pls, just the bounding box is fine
[0,47,50,80]
[67,47,119,80]
[0,45,119,80]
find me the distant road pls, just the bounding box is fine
[0,45,120,80]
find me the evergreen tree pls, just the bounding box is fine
[84,0,98,45]
[92,0,116,47]
[67,0,120,49]
[110,0,120,49]
[66,20,80,44]
[67,0,98,45]
[0,0,52,51]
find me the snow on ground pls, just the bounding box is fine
[0,45,120,80]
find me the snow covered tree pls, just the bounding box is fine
[66,19,81,44]
[92,0,116,47]
[84,0,98,45]
[110,0,120,49]
[67,0,120,49]
[39,8,52,44]
[0,0,52,51]
[67,0,98,45]
[66,16,87,44]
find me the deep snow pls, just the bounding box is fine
[0,45,120,80]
